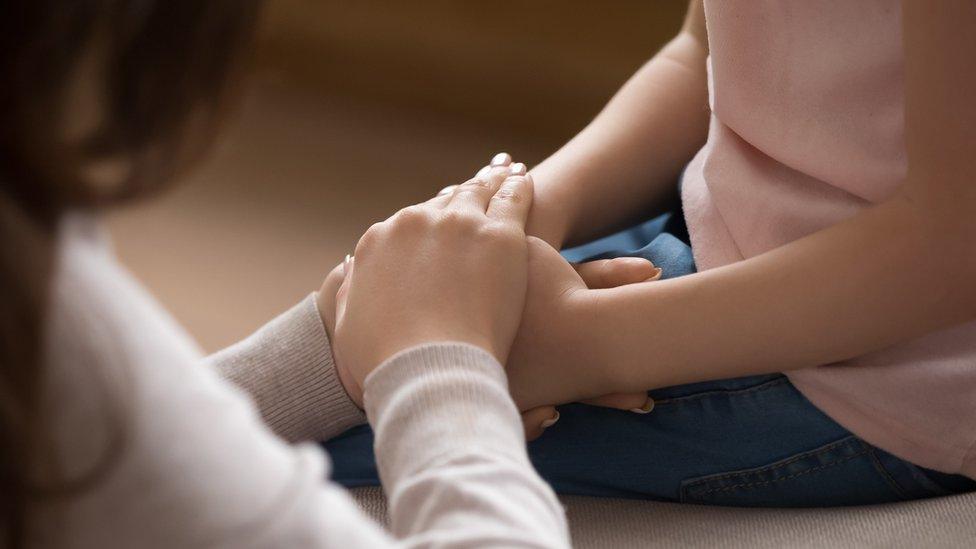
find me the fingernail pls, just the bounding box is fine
[509,162,527,176]
[343,254,353,275]
[645,267,663,281]
[615,257,653,265]
[629,397,655,414]
[490,152,512,166]
[476,165,492,178]
[540,410,560,429]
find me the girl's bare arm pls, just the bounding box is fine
[508,1,976,408]
[526,0,709,248]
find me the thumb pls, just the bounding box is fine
[317,262,346,341]
[573,257,661,289]
[334,257,353,324]
[526,236,587,292]
[521,406,560,441]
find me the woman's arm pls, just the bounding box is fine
[364,344,567,547]
[507,1,976,407]
[527,0,709,248]
[207,292,366,443]
[78,168,568,547]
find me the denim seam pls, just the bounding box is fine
[654,377,789,406]
[865,448,911,500]
[690,449,871,496]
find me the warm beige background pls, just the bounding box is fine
[107,1,686,352]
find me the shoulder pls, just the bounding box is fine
[40,215,328,547]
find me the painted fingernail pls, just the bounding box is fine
[343,254,353,275]
[509,162,527,176]
[540,410,560,429]
[645,268,663,281]
[476,165,492,178]
[490,152,512,166]
[630,397,655,414]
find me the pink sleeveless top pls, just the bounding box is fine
[682,0,976,477]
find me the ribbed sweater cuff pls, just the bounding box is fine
[364,343,528,484]
[209,294,366,442]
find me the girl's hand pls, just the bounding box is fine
[320,157,657,431]
[507,238,659,411]
[333,162,535,395]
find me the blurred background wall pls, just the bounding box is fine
[108,1,686,351]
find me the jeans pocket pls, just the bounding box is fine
[679,436,909,508]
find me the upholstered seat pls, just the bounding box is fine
[352,487,976,548]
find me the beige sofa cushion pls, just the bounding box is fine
[351,487,976,548]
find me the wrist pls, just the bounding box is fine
[570,286,658,396]
[362,328,499,385]
[525,190,573,249]
[563,289,633,397]
[526,165,581,249]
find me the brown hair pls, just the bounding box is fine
[0,1,262,545]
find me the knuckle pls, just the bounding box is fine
[438,210,480,232]
[391,206,429,230]
[460,176,493,190]
[355,222,385,254]
[477,222,523,247]
[477,221,512,239]
[492,185,524,203]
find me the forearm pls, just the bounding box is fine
[528,30,709,248]
[584,0,976,392]
[207,295,365,442]
[585,190,976,393]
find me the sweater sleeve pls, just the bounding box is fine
[207,293,366,442]
[204,296,568,544]
[366,343,570,547]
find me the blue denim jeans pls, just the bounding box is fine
[324,212,975,507]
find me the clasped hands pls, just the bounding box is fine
[317,154,661,439]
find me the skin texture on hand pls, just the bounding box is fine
[317,160,659,433]
[505,237,661,410]
[333,165,535,395]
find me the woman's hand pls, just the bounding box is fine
[319,157,659,430]
[317,262,361,405]
[332,161,535,395]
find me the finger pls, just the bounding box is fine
[521,406,560,441]
[574,257,662,289]
[489,151,513,168]
[428,152,511,208]
[317,262,346,338]
[334,259,353,323]
[425,185,457,208]
[582,393,654,414]
[445,164,514,213]
[323,261,346,297]
[475,152,513,178]
[486,171,533,226]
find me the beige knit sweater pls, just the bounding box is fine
[30,214,569,548]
